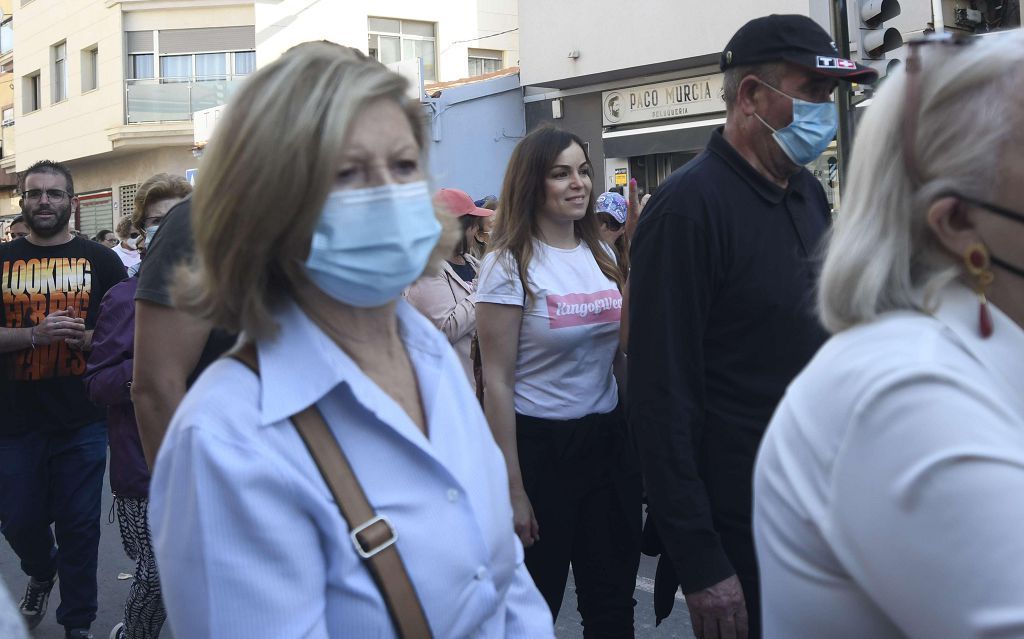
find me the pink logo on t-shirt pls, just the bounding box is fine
[547,289,622,329]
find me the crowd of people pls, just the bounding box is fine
[0,13,1022,639]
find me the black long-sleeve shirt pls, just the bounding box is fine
[628,128,830,595]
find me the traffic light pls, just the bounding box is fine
[857,0,903,60]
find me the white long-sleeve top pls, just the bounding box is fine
[149,299,553,639]
[754,283,1024,639]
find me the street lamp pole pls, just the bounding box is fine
[831,0,854,195]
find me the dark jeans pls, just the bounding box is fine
[517,408,643,639]
[0,421,108,631]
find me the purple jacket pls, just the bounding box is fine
[84,276,149,498]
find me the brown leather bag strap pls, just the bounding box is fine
[226,342,433,639]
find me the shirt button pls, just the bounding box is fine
[474,566,487,580]
[446,489,460,503]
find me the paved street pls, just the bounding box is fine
[1,462,695,639]
[0,461,138,639]
[556,555,696,639]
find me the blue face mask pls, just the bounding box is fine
[305,181,441,308]
[144,225,159,249]
[755,81,838,166]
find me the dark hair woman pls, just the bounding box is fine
[475,125,642,633]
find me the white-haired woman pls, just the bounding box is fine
[753,31,1024,639]
[147,42,552,638]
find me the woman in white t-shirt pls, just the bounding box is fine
[476,126,642,635]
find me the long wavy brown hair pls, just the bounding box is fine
[489,126,623,303]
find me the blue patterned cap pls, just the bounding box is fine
[595,191,627,224]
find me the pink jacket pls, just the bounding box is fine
[404,255,480,388]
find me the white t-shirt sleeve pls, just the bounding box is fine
[475,251,525,307]
[830,372,1024,639]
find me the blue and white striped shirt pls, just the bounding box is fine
[149,299,553,638]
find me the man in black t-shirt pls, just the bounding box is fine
[0,161,126,639]
[132,197,235,468]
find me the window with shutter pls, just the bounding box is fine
[158,26,255,54]
[78,190,114,238]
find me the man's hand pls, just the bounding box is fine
[66,329,93,352]
[625,177,641,241]
[510,487,540,548]
[32,309,85,346]
[685,575,748,639]
[62,306,90,351]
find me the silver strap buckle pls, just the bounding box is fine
[350,514,398,559]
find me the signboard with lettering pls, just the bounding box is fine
[614,168,628,186]
[602,73,726,127]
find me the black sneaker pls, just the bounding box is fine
[19,575,56,629]
[66,630,95,639]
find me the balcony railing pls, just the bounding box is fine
[125,75,247,124]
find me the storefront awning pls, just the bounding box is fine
[602,118,725,157]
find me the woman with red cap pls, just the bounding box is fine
[405,188,494,386]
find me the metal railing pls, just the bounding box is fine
[125,75,247,124]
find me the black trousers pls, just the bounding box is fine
[517,407,643,639]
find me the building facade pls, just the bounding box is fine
[256,0,519,84]
[518,0,1004,208]
[0,0,18,219]
[238,0,524,200]
[12,0,254,236]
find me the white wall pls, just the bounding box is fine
[519,0,813,86]
[256,0,519,81]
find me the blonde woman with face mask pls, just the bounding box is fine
[147,42,553,639]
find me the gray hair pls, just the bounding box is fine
[818,30,1024,334]
[722,62,786,108]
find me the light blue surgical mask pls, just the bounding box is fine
[754,81,838,166]
[144,225,159,249]
[305,181,441,308]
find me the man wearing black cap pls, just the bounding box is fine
[628,14,877,639]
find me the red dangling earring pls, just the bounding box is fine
[963,243,995,338]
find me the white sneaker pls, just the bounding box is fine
[108,622,125,639]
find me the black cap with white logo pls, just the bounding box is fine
[720,14,879,84]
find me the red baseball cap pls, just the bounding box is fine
[434,188,494,217]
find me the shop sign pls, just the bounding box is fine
[602,73,726,127]
[614,168,628,186]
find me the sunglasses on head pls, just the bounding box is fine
[902,33,975,188]
[901,34,1024,223]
